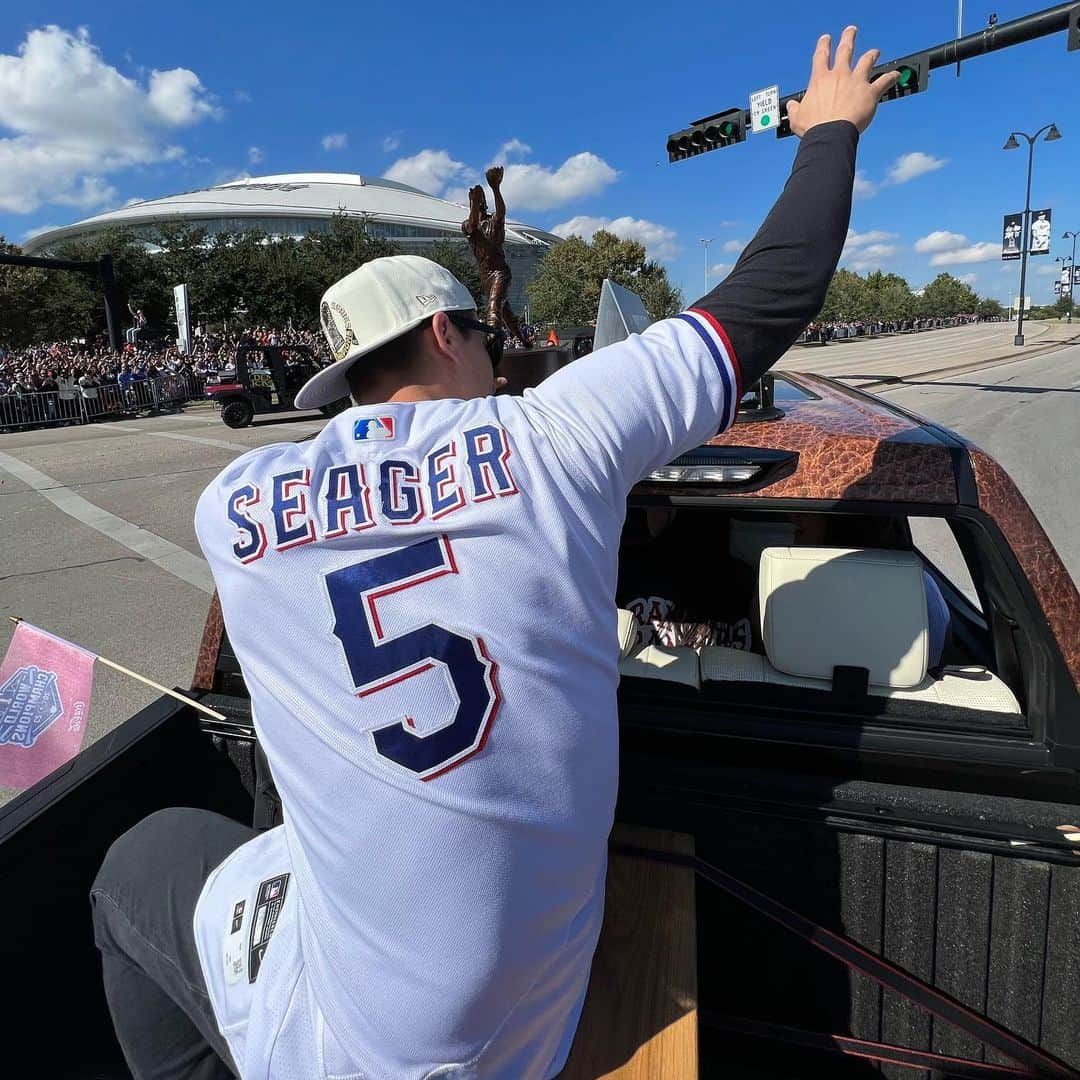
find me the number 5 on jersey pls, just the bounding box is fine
[325,535,500,780]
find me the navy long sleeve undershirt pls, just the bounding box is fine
[689,119,859,388]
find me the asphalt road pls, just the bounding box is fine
[0,332,1077,807]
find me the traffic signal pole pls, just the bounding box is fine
[0,251,124,351]
[668,3,1079,159]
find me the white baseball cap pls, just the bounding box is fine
[294,255,475,410]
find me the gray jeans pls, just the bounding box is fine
[91,807,257,1079]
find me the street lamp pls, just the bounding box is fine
[1064,230,1079,324]
[1003,123,1062,345]
[699,238,712,294]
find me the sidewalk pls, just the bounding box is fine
[778,320,1080,389]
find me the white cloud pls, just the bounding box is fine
[147,68,220,126]
[722,239,744,253]
[915,230,968,254]
[248,146,263,165]
[0,25,218,214]
[885,151,947,185]
[388,143,617,211]
[930,242,1000,266]
[233,89,252,103]
[321,132,347,151]
[709,262,732,278]
[845,228,899,250]
[853,171,876,200]
[841,228,900,271]
[958,272,977,284]
[490,138,532,166]
[441,185,471,207]
[381,135,400,153]
[385,148,469,194]
[499,152,617,211]
[552,214,679,261]
[845,244,899,272]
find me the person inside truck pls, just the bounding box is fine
[90,30,901,1080]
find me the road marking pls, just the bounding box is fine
[0,450,214,595]
[158,412,327,435]
[142,430,256,452]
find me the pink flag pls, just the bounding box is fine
[0,622,96,791]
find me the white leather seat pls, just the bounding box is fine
[699,647,1020,713]
[617,608,701,690]
[701,546,1020,715]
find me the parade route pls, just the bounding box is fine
[1,326,1078,807]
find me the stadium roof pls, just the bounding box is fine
[24,172,558,253]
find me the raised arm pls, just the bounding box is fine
[521,27,901,504]
[485,166,507,223]
[690,27,900,387]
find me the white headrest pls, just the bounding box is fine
[759,547,929,689]
[616,608,638,660]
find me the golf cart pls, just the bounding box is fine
[204,344,349,428]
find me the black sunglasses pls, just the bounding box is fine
[447,313,505,371]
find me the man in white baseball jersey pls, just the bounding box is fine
[91,28,899,1079]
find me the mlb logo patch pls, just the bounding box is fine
[354,416,395,441]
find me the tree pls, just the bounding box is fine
[1054,294,1074,319]
[818,268,869,322]
[527,230,682,326]
[864,271,916,322]
[0,236,48,347]
[976,297,1006,320]
[918,273,979,318]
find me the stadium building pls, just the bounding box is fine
[24,173,559,313]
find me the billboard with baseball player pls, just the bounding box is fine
[1029,208,1052,255]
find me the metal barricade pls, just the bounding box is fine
[0,370,213,432]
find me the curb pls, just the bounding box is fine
[846,332,1080,392]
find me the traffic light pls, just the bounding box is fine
[666,108,746,163]
[873,52,931,100]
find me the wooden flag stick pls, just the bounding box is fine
[8,616,228,723]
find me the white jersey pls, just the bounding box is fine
[193,310,739,1079]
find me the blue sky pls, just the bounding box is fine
[2,1,1077,307]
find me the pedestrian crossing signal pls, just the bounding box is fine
[667,108,747,162]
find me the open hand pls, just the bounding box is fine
[786,26,901,137]
[485,165,504,187]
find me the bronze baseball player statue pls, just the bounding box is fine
[463,166,533,348]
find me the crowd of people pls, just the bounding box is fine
[0,313,997,430]
[0,325,332,430]
[798,314,984,344]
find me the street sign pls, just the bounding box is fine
[750,85,780,134]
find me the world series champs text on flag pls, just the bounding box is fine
[0,622,96,791]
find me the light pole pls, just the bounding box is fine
[1064,230,1079,324]
[699,238,712,294]
[1003,123,1062,345]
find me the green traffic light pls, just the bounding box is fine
[720,121,734,137]
[897,65,914,88]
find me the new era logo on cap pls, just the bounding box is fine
[416,294,438,306]
[354,416,396,441]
